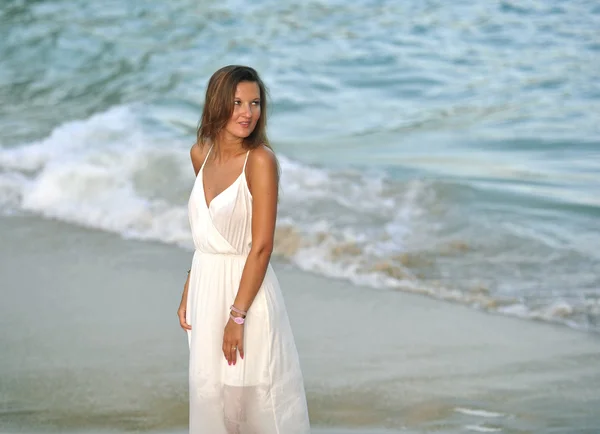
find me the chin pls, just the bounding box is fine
[238,128,255,138]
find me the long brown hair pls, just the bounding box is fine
[197,65,269,150]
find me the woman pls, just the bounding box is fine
[177,65,311,434]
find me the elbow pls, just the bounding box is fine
[251,242,273,260]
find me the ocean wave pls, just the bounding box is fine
[0,105,598,333]
[0,106,190,244]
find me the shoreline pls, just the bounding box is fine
[1,214,599,433]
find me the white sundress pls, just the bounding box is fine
[186,145,311,434]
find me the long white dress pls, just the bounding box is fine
[186,146,311,434]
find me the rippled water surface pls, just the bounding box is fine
[1,0,599,332]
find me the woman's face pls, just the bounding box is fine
[223,81,261,141]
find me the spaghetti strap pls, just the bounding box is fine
[200,145,213,171]
[242,149,250,173]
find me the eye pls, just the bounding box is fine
[252,100,261,106]
[234,100,241,105]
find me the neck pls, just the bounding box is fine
[213,131,244,159]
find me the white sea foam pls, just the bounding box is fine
[464,425,502,433]
[0,106,192,244]
[0,105,597,333]
[454,407,505,418]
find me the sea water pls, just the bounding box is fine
[2,0,598,331]
[1,0,599,431]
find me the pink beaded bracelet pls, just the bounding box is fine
[230,305,247,316]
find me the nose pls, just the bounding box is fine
[240,103,252,117]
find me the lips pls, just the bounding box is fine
[239,121,250,128]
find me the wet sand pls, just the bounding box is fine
[1,215,599,433]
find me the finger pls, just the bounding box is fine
[178,313,192,330]
[178,314,188,330]
[223,342,231,364]
[238,345,244,360]
[231,344,237,365]
[223,341,236,365]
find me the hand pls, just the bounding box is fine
[222,315,244,365]
[178,274,192,331]
[177,302,191,331]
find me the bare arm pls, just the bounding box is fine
[177,142,209,331]
[221,145,278,365]
[232,145,278,312]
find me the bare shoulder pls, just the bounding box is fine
[246,144,279,192]
[247,144,277,173]
[190,141,209,176]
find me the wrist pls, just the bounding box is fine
[229,313,246,325]
[230,304,248,317]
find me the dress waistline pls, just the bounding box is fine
[195,249,247,258]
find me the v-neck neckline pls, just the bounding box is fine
[200,145,249,210]
[201,169,243,210]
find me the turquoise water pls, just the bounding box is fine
[1,0,599,331]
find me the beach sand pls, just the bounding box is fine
[1,215,599,433]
